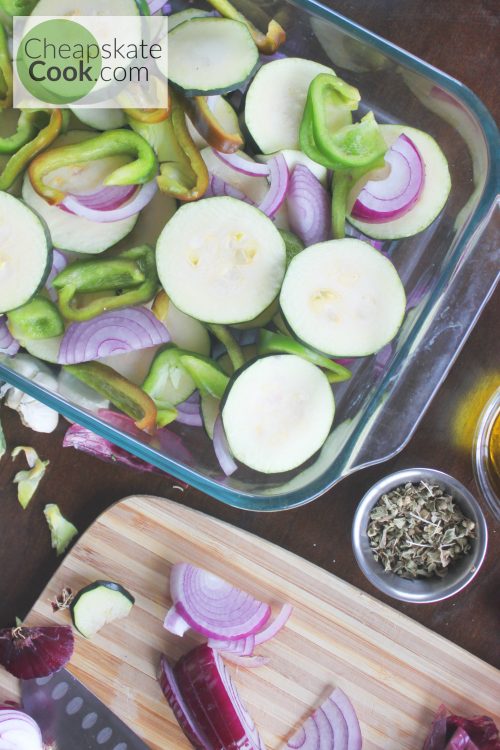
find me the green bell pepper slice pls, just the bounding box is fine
[7,296,64,340]
[29,129,158,205]
[0,22,12,109]
[0,109,64,191]
[156,90,209,201]
[179,354,229,400]
[64,361,158,434]
[300,73,387,171]
[0,110,41,155]
[258,330,352,383]
[53,245,159,322]
[331,155,387,239]
[207,324,245,371]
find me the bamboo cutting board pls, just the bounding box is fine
[0,495,498,749]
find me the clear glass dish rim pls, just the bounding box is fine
[1,0,499,512]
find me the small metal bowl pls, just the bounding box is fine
[352,468,488,603]
[473,387,500,522]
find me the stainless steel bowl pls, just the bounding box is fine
[352,468,488,603]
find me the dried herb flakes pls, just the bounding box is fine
[367,481,475,579]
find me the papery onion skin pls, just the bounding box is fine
[288,165,331,245]
[63,423,163,474]
[351,134,424,223]
[0,626,74,680]
[170,563,271,640]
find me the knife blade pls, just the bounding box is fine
[21,668,151,750]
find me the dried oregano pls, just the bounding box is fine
[367,481,476,579]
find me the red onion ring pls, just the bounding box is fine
[258,153,289,218]
[206,174,254,204]
[45,249,68,302]
[169,562,271,640]
[58,307,170,365]
[61,180,158,223]
[213,415,238,476]
[212,149,271,177]
[351,134,424,223]
[288,164,331,245]
[0,316,20,356]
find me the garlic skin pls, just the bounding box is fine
[0,354,59,433]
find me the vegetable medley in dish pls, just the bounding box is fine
[0,0,451,477]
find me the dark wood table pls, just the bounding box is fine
[1,0,499,671]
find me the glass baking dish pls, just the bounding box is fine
[1,0,499,511]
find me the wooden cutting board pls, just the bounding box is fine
[0,495,498,749]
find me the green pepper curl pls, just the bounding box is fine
[28,129,158,205]
[0,108,64,191]
[156,90,209,201]
[0,22,12,109]
[53,245,159,322]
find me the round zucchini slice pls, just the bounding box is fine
[156,196,286,324]
[22,175,138,255]
[349,125,451,240]
[164,17,259,96]
[222,354,335,473]
[280,239,406,357]
[0,192,52,314]
[70,580,135,639]
[245,57,334,153]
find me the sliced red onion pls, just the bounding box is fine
[73,184,137,210]
[423,705,448,750]
[288,165,331,245]
[177,399,203,416]
[63,423,164,474]
[212,149,271,177]
[217,653,269,669]
[351,134,425,223]
[0,707,44,750]
[61,180,157,223]
[258,153,289,218]
[330,688,362,750]
[159,655,212,750]
[175,409,203,427]
[148,0,166,12]
[174,645,265,750]
[210,603,292,657]
[162,2,173,13]
[163,607,190,636]
[254,603,293,645]
[169,562,271,640]
[345,225,384,252]
[45,249,68,302]
[58,307,170,365]
[0,316,20,357]
[208,635,255,656]
[287,689,361,750]
[206,174,254,204]
[444,728,477,750]
[213,415,238,477]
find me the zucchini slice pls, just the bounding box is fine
[0,192,52,314]
[156,196,286,324]
[22,174,138,255]
[168,7,211,31]
[280,239,406,357]
[222,354,335,473]
[245,57,334,153]
[187,97,242,150]
[348,125,451,240]
[165,17,259,96]
[201,393,219,439]
[71,580,135,639]
[71,108,127,131]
